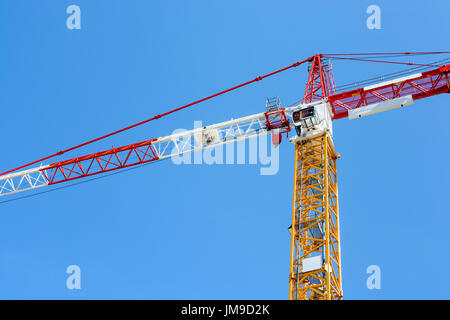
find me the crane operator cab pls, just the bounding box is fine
[291,102,333,141]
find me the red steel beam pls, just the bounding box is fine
[330,65,450,119]
[42,139,159,185]
[303,54,336,103]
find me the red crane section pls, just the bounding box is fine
[330,65,450,119]
[43,139,159,185]
[302,54,336,103]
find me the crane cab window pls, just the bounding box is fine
[293,106,319,129]
[301,107,315,119]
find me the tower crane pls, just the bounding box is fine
[0,52,449,300]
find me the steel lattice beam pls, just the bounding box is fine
[43,139,159,184]
[330,65,450,119]
[303,55,336,104]
[289,132,342,300]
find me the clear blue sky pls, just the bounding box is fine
[0,0,449,299]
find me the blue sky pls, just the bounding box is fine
[0,0,449,299]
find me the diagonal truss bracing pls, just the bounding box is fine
[289,132,342,300]
[0,166,50,196]
[330,65,449,119]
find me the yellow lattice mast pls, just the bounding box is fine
[289,132,342,299]
[288,55,342,300]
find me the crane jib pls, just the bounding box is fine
[329,65,450,119]
[0,65,448,197]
